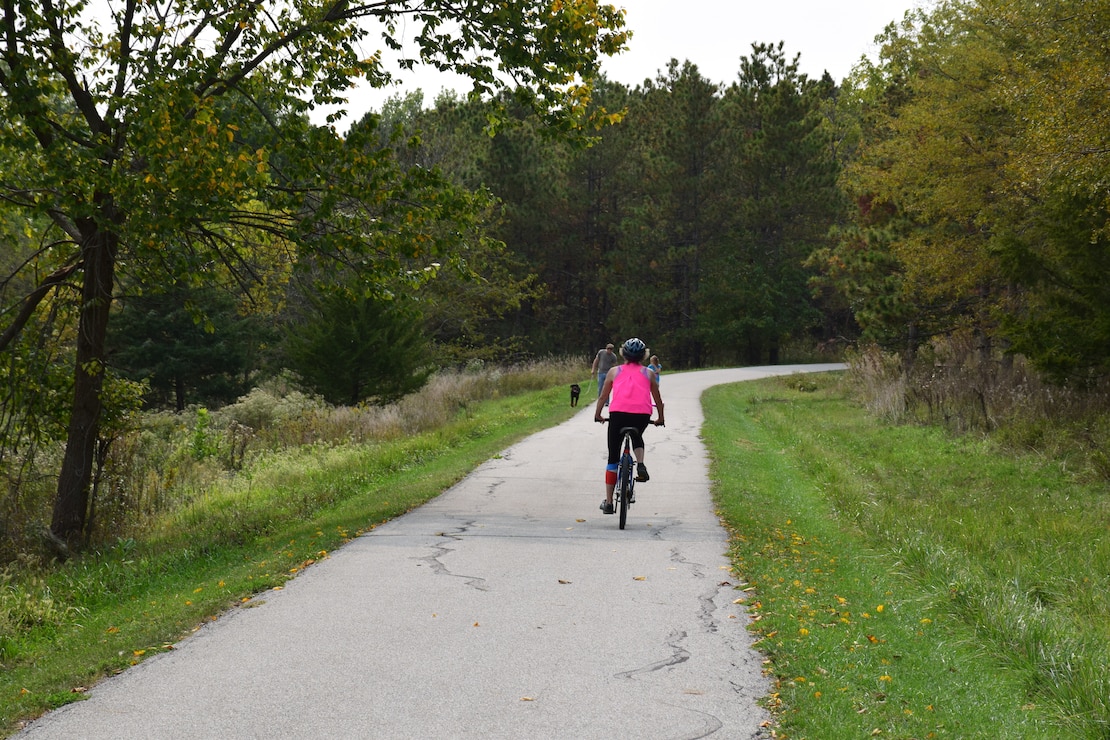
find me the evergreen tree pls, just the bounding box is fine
[282,282,431,406]
[701,44,841,364]
[109,285,268,411]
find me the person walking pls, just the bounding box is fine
[590,343,618,399]
[647,354,662,383]
[594,338,664,514]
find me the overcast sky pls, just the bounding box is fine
[318,0,928,125]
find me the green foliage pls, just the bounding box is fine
[109,285,271,411]
[825,0,1110,377]
[604,60,722,366]
[282,284,431,406]
[849,340,1110,482]
[348,95,542,362]
[0,0,627,541]
[994,184,1110,382]
[701,44,843,364]
[189,409,219,461]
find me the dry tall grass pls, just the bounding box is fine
[847,338,1110,481]
[1,357,587,560]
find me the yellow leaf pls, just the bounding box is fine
[633,576,646,581]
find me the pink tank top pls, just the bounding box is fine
[609,363,653,414]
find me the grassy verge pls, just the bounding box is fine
[0,384,582,736]
[704,373,1109,739]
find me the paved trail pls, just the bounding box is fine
[20,364,843,740]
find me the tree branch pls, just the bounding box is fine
[0,262,81,354]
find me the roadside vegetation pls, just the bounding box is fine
[705,359,1110,739]
[5,348,1110,738]
[0,359,584,736]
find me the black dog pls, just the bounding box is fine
[570,383,581,407]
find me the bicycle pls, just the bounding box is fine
[599,419,663,530]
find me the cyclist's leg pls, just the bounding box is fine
[600,417,622,512]
[628,414,652,481]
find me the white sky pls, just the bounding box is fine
[317,0,929,125]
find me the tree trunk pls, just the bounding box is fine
[51,227,117,547]
[175,374,186,412]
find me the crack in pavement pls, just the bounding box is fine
[615,629,690,679]
[653,701,724,740]
[416,523,490,591]
[669,547,721,635]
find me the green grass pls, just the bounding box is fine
[0,384,582,736]
[704,373,1110,739]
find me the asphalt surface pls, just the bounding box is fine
[19,364,843,740]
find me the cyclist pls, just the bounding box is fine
[594,337,664,514]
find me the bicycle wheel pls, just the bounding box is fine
[618,450,632,530]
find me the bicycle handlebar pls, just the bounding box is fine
[595,416,665,427]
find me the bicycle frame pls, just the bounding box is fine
[616,427,637,529]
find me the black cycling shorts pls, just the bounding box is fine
[607,410,651,464]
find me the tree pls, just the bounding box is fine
[607,60,722,367]
[109,285,269,411]
[701,43,841,365]
[835,0,1110,377]
[0,0,628,548]
[283,283,430,406]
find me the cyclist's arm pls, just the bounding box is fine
[594,369,616,422]
[650,377,665,426]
